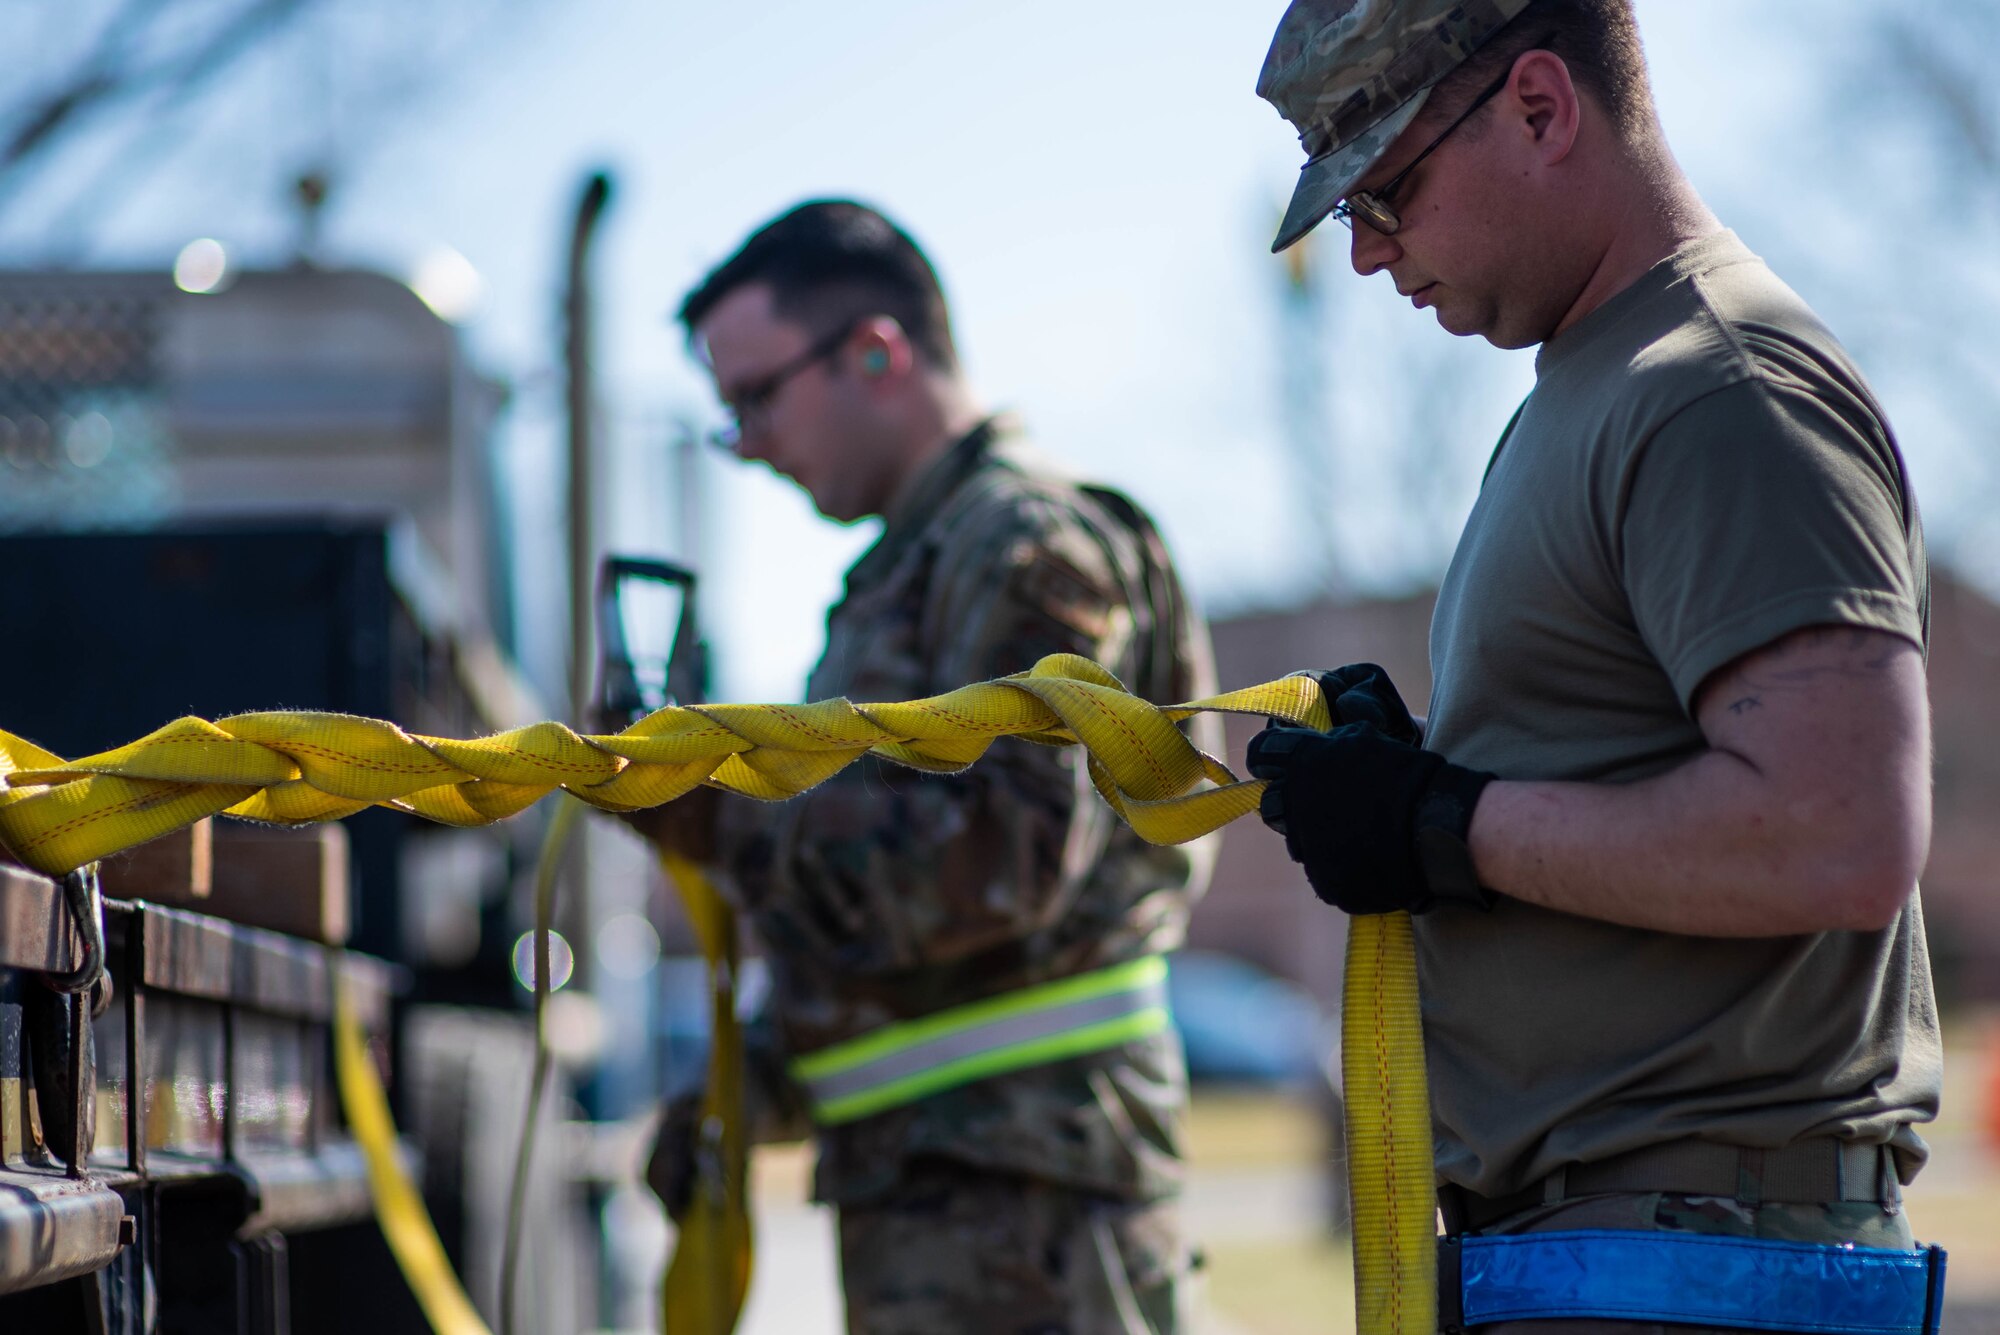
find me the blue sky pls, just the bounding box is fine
[10,0,1983,704]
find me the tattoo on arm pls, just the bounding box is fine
[1728,696,1762,714]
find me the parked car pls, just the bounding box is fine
[1166,949,1328,1085]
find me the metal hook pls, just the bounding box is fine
[44,864,106,997]
[25,865,107,1178]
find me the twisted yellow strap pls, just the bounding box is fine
[0,655,1311,872]
[0,653,1436,1335]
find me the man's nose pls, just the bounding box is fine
[1349,222,1401,277]
[735,423,775,464]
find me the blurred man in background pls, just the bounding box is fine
[1247,0,1941,1323]
[632,199,1217,1334]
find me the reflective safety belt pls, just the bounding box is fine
[1438,1231,1949,1335]
[789,955,1171,1126]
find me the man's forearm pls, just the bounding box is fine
[1469,749,1922,937]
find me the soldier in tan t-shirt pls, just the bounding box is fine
[1250,0,1940,1327]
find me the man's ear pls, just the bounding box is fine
[853,316,915,380]
[1508,49,1582,164]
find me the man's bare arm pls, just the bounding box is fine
[1466,625,1930,936]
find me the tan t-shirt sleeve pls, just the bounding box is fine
[1618,375,1924,712]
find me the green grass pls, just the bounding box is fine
[1186,1088,1331,1165]
[1202,1235,1355,1335]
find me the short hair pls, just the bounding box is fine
[1430,0,1655,142]
[677,199,958,370]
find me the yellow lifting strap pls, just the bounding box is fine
[659,849,754,1334]
[0,653,1436,1335]
[334,969,492,1335]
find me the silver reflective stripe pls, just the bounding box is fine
[805,983,1162,1108]
[790,956,1171,1125]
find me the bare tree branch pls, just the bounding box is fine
[0,0,316,192]
[0,0,166,170]
[1880,14,1998,187]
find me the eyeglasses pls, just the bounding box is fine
[1331,68,1513,236]
[709,319,859,452]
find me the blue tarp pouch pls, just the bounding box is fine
[1439,1229,1947,1334]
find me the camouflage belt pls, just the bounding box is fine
[788,956,1171,1126]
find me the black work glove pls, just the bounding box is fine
[646,1016,808,1222]
[1296,663,1423,745]
[645,1087,706,1223]
[1247,720,1496,915]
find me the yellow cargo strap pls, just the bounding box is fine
[0,652,1436,1335]
[334,966,491,1335]
[659,849,753,1335]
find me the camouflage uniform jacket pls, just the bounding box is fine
[710,415,1219,1208]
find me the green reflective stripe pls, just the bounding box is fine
[788,956,1174,1125]
[791,955,1168,1082]
[800,980,1169,1112]
[809,1007,1170,1126]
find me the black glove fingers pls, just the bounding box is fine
[1257,775,1290,837]
[648,1094,703,1221]
[1246,724,1313,779]
[1313,663,1421,744]
[1336,684,1398,737]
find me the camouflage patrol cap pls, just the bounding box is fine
[1258,0,1537,252]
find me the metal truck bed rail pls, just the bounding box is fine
[0,861,407,1332]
